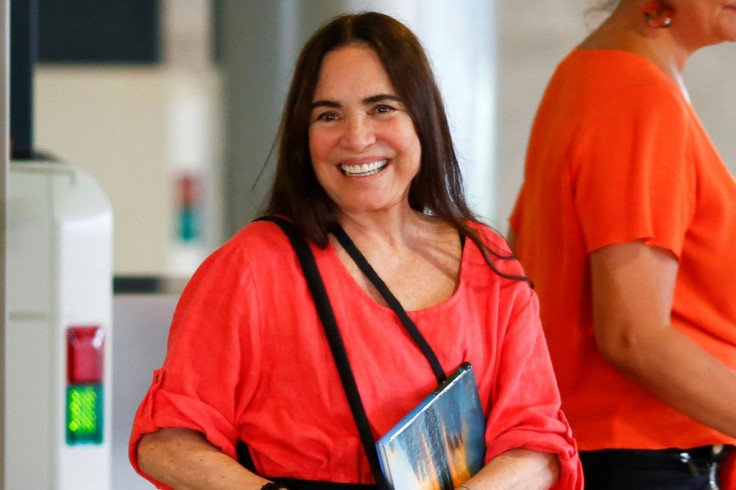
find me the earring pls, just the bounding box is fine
[642,0,674,28]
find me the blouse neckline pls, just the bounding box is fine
[321,231,468,315]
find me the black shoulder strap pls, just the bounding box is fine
[332,225,446,384]
[258,216,390,490]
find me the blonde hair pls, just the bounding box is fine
[592,0,618,11]
[584,0,618,28]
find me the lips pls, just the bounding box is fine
[340,159,388,176]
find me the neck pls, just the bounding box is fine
[336,206,427,248]
[581,1,695,82]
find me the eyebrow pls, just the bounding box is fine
[311,93,402,110]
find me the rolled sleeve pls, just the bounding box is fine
[485,284,582,489]
[128,240,262,488]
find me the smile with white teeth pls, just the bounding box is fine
[340,159,388,177]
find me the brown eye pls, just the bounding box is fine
[315,111,338,122]
[373,105,395,114]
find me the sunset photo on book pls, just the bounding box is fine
[376,363,486,490]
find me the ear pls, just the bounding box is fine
[642,0,675,28]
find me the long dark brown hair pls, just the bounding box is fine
[264,11,527,283]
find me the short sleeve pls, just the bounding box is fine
[572,83,695,257]
[484,279,583,489]
[128,241,263,488]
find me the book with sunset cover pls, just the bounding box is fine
[375,362,486,490]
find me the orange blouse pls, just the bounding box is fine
[510,48,736,450]
[130,220,581,488]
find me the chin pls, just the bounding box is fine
[717,16,736,42]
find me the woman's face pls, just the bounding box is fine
[308,43,421,217]
[670,0,736,47]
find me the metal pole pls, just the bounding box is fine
[0,0,9,486]
[10,0,36,159]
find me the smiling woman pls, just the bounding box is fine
[128,11,582,490]
[308,44,421,216]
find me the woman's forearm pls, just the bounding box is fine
[459,449,559,490]
[591,241,736,439]
[599,320,736,438]
[137,428,269,490]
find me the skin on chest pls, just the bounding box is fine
[335,235,462,311]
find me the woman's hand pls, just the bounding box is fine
[590,240,736,438]
[457,449,559,489]
[137,428,268,490]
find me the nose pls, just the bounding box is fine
[340,113,375,151]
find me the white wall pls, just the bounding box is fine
[35,67,171,276]
[686,43,736,170]
[111,295,177,490]
[496,0,588,233]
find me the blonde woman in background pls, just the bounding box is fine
[509,0,736,488]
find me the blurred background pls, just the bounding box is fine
[32,0,736,282]
[3,0,736,488]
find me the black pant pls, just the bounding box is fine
[581,446,722,490]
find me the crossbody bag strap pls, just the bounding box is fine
[332,225,447,384]
[258,216,390,490]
